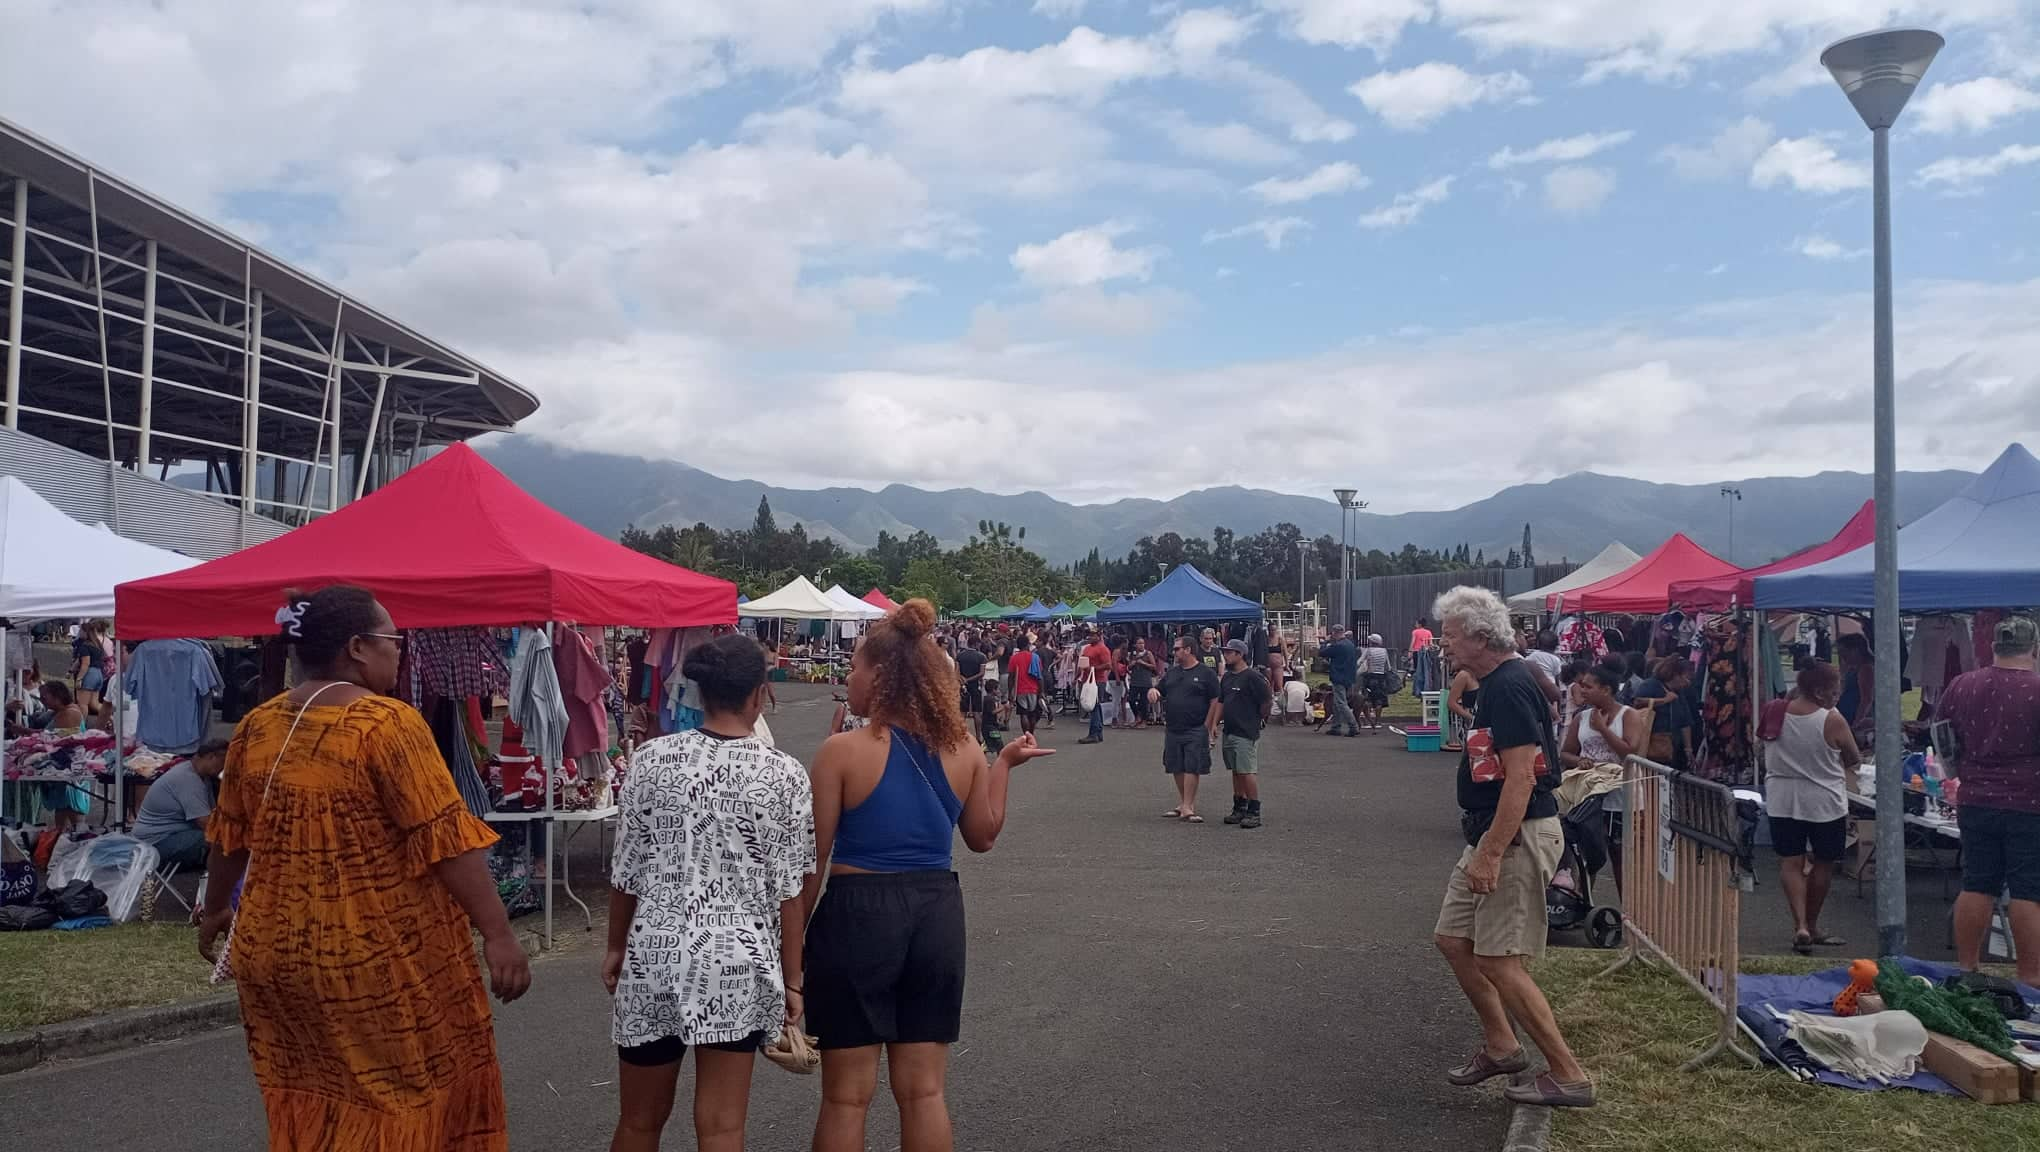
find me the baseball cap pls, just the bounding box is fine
[1223,639,1250,655]
[1996,615,2038,650]
[1368,633,1383,645]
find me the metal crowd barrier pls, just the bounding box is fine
[1595,754,1763,1070]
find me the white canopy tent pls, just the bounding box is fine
[824,584,887,621]
[1506,542,1642,614]
[737,575,866,621]
[0,475,203,823]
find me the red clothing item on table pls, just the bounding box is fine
[1938,664,2040,814]
[554,626,612,759]
[1081,642,1114,683]
[1008,650,1041,696]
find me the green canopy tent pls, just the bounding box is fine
[958,598,1004,618]
[1067,598,1100,618]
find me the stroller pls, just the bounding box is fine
[1546,789,1624,949]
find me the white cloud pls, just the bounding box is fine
[1204,216,1313,250]
[1751,136,1868,194]
[1488,130,1634,169]
[1349,62,1531,131]
[1912,76,2040,135]
[1794,235,1864,261]
[1917,143,2040,188]
[1358,176,1454,229]
[1543,166,1617,216]
[1033,0,1090,17]
[1011,223,1162,287]
[1156,112,1299,167]
[1165,7,1258,62]
[1247,161,1368,204]
[834,275,929,314]
[1661,117,1775,182]
[1255,0,1433,55]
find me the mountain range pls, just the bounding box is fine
[481,437,1977,567]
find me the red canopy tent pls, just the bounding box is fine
[1665,502,1875,612]
[117,443,737,638]
[1556,532,1738,614]
[861,588,899,612]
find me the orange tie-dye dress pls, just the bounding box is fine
[207,693,506,1152]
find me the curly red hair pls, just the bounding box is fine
[858,599,968,751]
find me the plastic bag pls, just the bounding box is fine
[33,879,107,920]
[0,903,57,931]
[1079,681,1099,712]
[47,834,158,923]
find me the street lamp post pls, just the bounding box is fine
[1719,486,1742,563]
[1296,539,1311,642]
[1333,488,1362,631]
[1821,27,1941,959]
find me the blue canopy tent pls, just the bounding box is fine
[1754,443,2040,612]
[1048,601,1075,617]
[1016,599,1055,622]
[1097,564,1263,623]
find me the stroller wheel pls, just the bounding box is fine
[1586,906,1623,949]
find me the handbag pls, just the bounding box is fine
[1079,680,1099,712]
[210,684,342,984]
[763,1024,821,1074]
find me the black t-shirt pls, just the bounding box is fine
[956,648,987,680]
[1158,662,1221,733]
[1220,668,1273,740]
[1127,651,1158,691]
[1456,658,1561,843]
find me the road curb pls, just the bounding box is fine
[0,993,240,1075]
[1501,1102,1551,1152]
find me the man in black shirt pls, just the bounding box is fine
[1151,634,1221,822]
[956,639,987,732]
[1125,636,1160,728]
[1430,586,1594,1109]
[1219,640,1274,829]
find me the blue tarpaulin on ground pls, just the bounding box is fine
[1096,564,1263,623]
[1735,957,2039,1095]
[1754,443,2040,611]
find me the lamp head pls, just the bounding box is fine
[1333,487,1358,508]
[1820,28,1943,130]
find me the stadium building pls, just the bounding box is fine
[0,116,537,559]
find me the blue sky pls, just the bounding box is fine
[5,1,2038,511]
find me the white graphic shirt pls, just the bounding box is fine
[609,729,815,1047]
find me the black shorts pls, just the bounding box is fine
[617,1030,766,1067]
[1360,673,1389,707]
[806,871,965,1050]
[1959,804,2040,902]
[1163,729,1211,776]
[961,680,984,716]
[1769,815,1847,862]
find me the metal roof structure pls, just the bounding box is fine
[0,115,538,529]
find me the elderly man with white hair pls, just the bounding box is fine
[1429,585,1595,1109]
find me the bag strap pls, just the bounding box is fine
[251,683,345,828]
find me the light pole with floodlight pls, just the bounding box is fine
[1821,26,1941,958]
[1334,488,1365,631]
[1719,486,1742,564]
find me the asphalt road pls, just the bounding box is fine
[4,685,1511,1151]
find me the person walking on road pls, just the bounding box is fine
[1220,640,1274,829]
[1358,634,1392,732]
[604,633,815,1152]
[1006,632,1043,738]
[1321,625,1360,737]
[1152,635,1221,822]
[1080,627,1114,745]
[1429,585,1594,1110]
[803,600,1054,1152]
[197,586,530,1151]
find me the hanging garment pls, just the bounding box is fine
[1559,617,1607,661]
[626,636,651,705]
[427,696,493,819]
[123,638,222,754]
[554,626,612,760]
[508,628,569,768]
[1694,616,1753,785]
[404,627,511,709]
[1907,616,1972,705]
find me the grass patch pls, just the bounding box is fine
[1534,948,2040,1152]
[0,923,217,1032]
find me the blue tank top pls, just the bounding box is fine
[832,728,964,872]
[1837,672,1863,725]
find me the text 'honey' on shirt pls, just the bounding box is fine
[609,729,815,1048]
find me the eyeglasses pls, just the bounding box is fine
[359,632,405,645]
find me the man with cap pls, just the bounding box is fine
[1220,639,1274,828]
[1359,632,1393,731]
[1321,625,1361,737]
[1939,614,2040,986]
[1079,627,1115,745]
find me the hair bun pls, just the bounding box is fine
[892,598,936,639]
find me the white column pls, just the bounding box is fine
[4,179,23,430]
[243,288,264,517]
[136,239,158,470]
[354,372,388,500]
[327,349,344,512]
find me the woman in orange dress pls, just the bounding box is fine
[198,585,531,1151]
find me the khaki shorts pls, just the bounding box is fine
[1435,816,1564,958]
[1222,734,1259,775]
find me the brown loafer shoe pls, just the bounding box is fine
[1503,1072,1597,1108]
[1445,1046,1530,1086]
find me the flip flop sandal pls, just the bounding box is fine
[1183,813,1205,823]
[1792,931,1814,955]
[1162,809,1185,819]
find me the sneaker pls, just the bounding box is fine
[1239,810,1262,829]
[1223,805,1246,825]
[1078,736,1102,745]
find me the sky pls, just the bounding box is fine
[4,1,2038,513]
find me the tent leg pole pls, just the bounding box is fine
[113,650,125,825]
[1,626,8,825]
